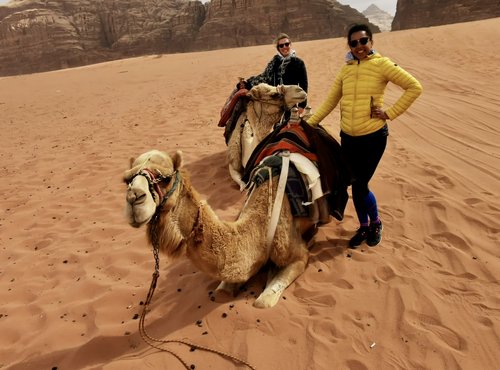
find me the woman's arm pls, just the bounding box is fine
[381,58,423,120]
[246,56,278,87]
[306,71,343,126]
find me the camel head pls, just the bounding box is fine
[124,150,183,228]
[247,83,307,110]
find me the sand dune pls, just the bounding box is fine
[0,17,499,370]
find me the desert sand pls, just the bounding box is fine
[1,17,499,370]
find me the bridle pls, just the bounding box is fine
[250,85,289,124]
[128,168,180,208]
[250,84,287,106]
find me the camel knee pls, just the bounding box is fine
[215,281,241,295]
[228,165,245,190]
[213,281,241,302]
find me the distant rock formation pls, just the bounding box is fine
[362,4,393,32]
[0,0,378,76]
[392,0,500,30]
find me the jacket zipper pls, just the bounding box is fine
[351,59,361,136]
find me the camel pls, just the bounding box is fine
[124,149,316,308]
[226,83,307,190]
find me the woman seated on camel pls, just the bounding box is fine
[245,32,309,114]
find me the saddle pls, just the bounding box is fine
[243,118,350,221]
[250,155,310,217]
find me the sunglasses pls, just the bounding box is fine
[278,42,290,48]
[349,37,370,48]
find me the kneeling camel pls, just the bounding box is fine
[124,149,315,308]
[227,83,307,189]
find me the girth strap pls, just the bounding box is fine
[266,151,291,250]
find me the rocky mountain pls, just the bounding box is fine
[0,0,378,76]
[392,0,500,30]
[362,4,393,32]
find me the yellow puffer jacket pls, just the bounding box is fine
[307,52,422,136]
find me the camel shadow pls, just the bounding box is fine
[184,150,244,212]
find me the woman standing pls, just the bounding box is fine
[307,24,422,248]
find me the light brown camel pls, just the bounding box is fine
[227,83,307,190]
[124,149,315,308]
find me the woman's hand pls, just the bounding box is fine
[371,107,389,120]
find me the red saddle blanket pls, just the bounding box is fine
[218,88,248,127]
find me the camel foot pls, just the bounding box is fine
[253,281,286,308]
[213,281,241,302]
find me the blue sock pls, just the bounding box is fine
[353,199,369,227]
[364,191,380,224]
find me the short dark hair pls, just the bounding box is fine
[347,24,373,43]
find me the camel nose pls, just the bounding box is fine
[127,188,147,205]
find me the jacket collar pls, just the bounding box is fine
[345,50,378,64]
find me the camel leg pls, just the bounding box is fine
[213,281,242,301]
[228,164,246,191]
[253,256,307,309]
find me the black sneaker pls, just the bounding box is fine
[349,226,370,248]
[367,221,383,247]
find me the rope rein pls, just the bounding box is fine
[137,175,257,370]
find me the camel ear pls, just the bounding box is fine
[123,157,138,181]
[247,88,258,100]
[171,150,183,171]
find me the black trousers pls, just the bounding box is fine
[340,125,388,219]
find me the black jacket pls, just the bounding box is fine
[247,54,308,108]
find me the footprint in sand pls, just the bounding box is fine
[332,279,354,290]
[375,265,396,282]
[409,312,467,351]
[428,231,471,253]
[464,197,500,212]
[345,359,369,370]
[475,316,493,327]
[433,174,454,189]
[420,162,454,190]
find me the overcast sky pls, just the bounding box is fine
[0,0,397,16]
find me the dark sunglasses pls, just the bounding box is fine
[349,37,370,48]
[278,42,290,48]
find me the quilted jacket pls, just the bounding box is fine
[307,52,422,136]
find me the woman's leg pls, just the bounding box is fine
[341,128,387,246]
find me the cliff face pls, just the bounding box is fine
[0,0,377,76]
[392,0,500,30]
[192,0,376,50]
[0,0,184,75]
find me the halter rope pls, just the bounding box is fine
[133,169,257,370]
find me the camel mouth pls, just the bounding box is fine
[129,216,151,228]
[129,221,143,228]
[126,206,153,228]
